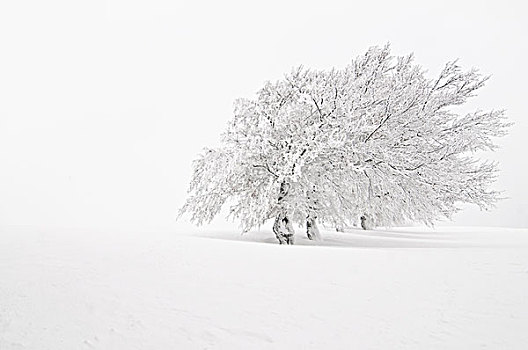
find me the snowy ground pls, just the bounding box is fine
[1,226,527,349]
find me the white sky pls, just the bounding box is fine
[1,0,526,231]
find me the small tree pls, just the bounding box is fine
[180,45,510,244]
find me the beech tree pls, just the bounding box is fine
[179,45,510,244]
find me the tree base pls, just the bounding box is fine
[276,234,295,245]
[273,214,295,245]
[306,217,322,241]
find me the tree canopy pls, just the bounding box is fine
[180,45,510,244]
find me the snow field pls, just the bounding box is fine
[1,226,527,349]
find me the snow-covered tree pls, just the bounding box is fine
[180,45,510,244]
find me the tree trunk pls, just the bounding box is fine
[273,213,295,245]
[306,216,322,241]
[360,215,370,230]
[306,186,322,241]
[273,181,295,244]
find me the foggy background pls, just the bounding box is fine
[1,0,526,232]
